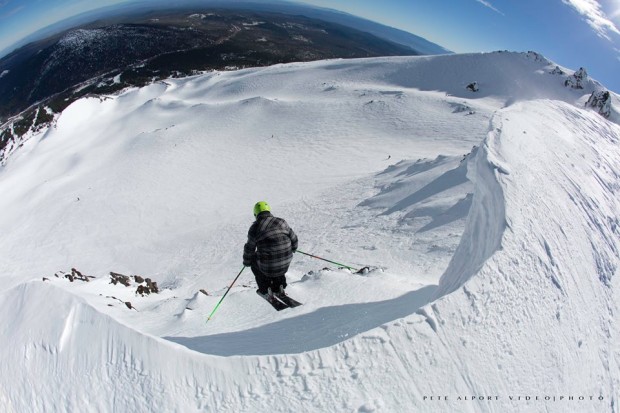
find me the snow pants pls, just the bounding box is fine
[250,256,287,294]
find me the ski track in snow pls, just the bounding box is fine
[0,52,619,412]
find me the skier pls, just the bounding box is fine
[243,201,298,298]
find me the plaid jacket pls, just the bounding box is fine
[243,212,298,277]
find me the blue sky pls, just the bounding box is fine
[1,0,619,91]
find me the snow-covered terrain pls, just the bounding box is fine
[0,51,618,412]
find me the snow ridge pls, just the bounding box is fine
[433,139,506,298]
[416,100,620,411]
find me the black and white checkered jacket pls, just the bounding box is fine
[243,211,298,277]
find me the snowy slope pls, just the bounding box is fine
[0,52,618,412]
[417,100,620,411]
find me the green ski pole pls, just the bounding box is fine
[296,249,358,272]
[206,266,246,323]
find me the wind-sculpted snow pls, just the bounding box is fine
[410,100,620,411]
[361,154,472,222]
[433,142,506,298]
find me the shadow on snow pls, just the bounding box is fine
[166,285,437,356]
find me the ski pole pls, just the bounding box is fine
[295,249,358,272]
[206,266,246,323]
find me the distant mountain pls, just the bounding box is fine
[1,1,450,59]
[0,7,421,125]
[254,2,452,55]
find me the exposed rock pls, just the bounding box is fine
[110,272,131,286]
[564,67,588,89]
[550,66,564,75]
[466,82,479,92]
[146,279,159,294]
[71,267,93,282]
[586,90,611,118]
[574,67,587,80]
[135,277,160,296]
[58,267,93,282]
[526,51,547,62]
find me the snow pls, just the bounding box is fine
[0,51,618,412]
[243,21,265,27]
[420,99,620,411]
[0,69,9,79]
[57,28,108,48]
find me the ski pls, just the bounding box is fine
[256,290,289,311]
[275,292,302,308]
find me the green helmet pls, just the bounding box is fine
[253,201,271,217]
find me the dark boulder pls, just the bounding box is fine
[586,90,611,118]
[466,82,479,92]
[564,67,587,89]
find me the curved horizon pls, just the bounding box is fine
[0,0,619,92]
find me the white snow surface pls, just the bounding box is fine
[0,52,619,412]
